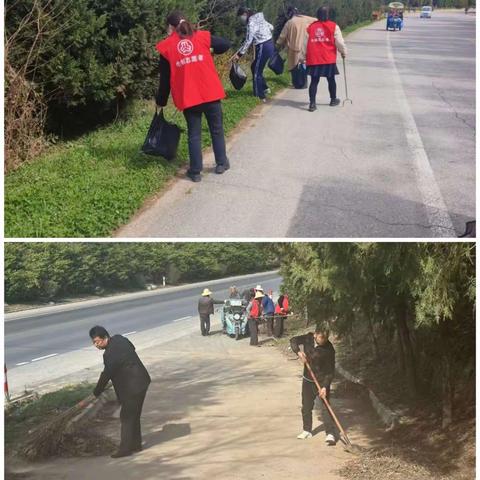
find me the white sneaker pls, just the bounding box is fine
[297,430,313,439]
[325,433,336,445]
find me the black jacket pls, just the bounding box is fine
[290,333,335,388]
[198,296,223,316]
[156,35,232,107]
[93,335,151,402]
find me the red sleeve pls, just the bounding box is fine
[156,39,168,59]
[196,30,211,49]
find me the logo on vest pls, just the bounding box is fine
[177,39,194,56]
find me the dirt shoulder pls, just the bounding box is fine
[6,319,386,480]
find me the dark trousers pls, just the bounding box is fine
[119,388,148,452]
[301,380,335,435]
[248,318,258,345]
[265,314,274,336]
[252,39,274,99]
[309,75,337,104]
[273,314,285,338]
[183,100,228,175]
[200,314,211,335]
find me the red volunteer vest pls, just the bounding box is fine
[283,296,289,311]
[156,30,226,111]
[306,20,337,66]
[250,299,261,319]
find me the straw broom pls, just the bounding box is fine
[21,393,96,461]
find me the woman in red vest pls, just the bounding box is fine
[302,6,347,112]
[156,12,232,182]
[274,294,289,337]
[247,290,264,346]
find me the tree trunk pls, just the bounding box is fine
[396,302,417,397]
[396,329,406,373]
[441,356,454,429]
[367,315,380,360]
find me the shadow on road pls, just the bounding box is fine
[144,423,191,448]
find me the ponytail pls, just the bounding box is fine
[166,11,196,38]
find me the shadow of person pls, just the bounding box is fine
[144,423,191,448]
[207,329,224,336]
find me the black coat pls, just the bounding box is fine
[290,333,335,388]
[198,296,223,316]
[93,335,151,402]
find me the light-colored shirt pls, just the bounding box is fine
[238,12,274,55]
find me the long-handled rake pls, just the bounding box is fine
[303,359,361,453]
[342,57,353,106]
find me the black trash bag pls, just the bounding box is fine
[141,109,181,161]
[229,63,247,90]
[268,51,284,75]
[291,63,307,89]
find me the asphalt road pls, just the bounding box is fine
[5,271,281,369]
[117,11,475,238]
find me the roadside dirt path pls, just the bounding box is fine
[8,321,386,480]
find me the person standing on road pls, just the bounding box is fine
[274,293,289,337]
[89,326,151,458]
[156,11,232,183]
[301,6,347,111]
[246,290,264,346]
[262,289,276,336]
[276,6,316,88]
[198,288,223,336]
[290,325,336,445]
[232,7,275,102]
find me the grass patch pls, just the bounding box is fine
[5,71,289,238]
[5,382,94,453]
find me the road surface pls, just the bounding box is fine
[117,11,475,238]
[5,271,281,395]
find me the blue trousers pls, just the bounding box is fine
[252,39,274,99]
[183,100,228,175]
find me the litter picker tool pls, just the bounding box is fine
[303,358,361,453]
[342,57,353,106]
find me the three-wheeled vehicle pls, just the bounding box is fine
[386,2,404,30]
[221,298,248,340]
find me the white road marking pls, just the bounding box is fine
[386,33,455,236]
[122,331,137,336]
[31,353,58,362]
[174,316,192,323]
[15,362,30,366]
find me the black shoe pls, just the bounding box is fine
[329,98,340,107]
[187,171,201,182]
[308,103,317,112]
[111,450,133,458]
[132,446,143,453]
[215,161,230,174]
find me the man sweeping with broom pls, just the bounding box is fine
[290,324,337,445]
[90,326,151,458]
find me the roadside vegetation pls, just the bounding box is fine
[4,243,279,304]
[278,242,475,480]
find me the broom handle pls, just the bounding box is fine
[343,57,349,99]
[304,359,353,447]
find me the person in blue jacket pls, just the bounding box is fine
[262,289,276,336]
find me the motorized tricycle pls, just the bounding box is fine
[221,298,248,340]
[386,2,404,31]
